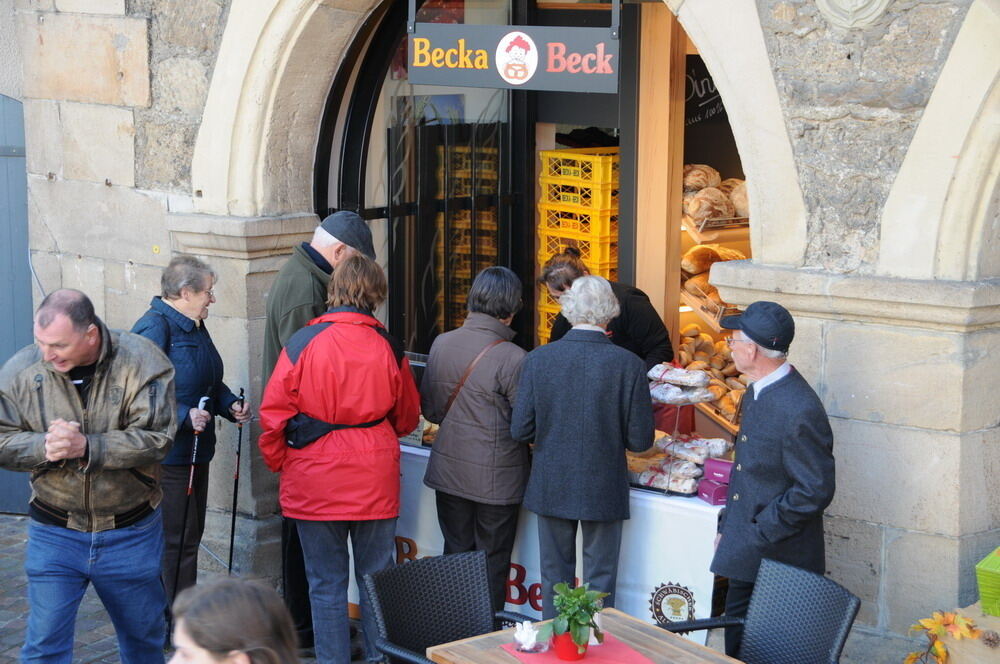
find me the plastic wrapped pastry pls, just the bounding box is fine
[647,364,711,387]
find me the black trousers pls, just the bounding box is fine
[435,491,520,613]
[723,578,754,658]
[282,517,314,647]
[536,515,623,619]
[161,463,210,606]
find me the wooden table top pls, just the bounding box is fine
[426,608,742,664]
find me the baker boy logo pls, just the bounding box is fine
[495,31,538,85]
[649,582,695,625]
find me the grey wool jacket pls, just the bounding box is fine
[511,329,654,522]
[711,367,835,583]
[422,313,529,505]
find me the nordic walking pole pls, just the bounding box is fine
[227,387,245,575]
[168,395,210,637]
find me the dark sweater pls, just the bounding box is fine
[550,281,672,369]
[511,329,654,521]
[711,368,835,583]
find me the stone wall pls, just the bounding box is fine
[756,0,973,273]
[0,0,22,100]
[127,0,231,191]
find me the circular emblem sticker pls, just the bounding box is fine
[496,31,538,86]
[649,582,695,626]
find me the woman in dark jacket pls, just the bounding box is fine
[421,266,528,612]
[132,255,252,609]
[511,275,654,618]
[541,247,672,369]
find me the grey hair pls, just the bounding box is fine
[161,255,216,299]
[467,266,522,320]
[560,275,620,327]
[311,226,342,249]
[755,344,787,359]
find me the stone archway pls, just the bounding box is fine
[189,0,381,220]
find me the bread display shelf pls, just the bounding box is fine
[695,401,740,436]
[682,215,750,244]
[679,288,739,333]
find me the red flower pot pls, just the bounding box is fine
[552,632,588,661]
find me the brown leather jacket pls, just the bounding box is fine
[0,320,177,532]
[421,313,528,505]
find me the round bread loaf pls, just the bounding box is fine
[730,181,749,218]
[717,178,744,196]
[683,164,722,192]
[687,187,735,223]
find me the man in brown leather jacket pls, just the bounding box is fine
[0,289,176,663]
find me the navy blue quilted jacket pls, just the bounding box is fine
[132,297,239,465]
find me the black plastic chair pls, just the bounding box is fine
[662,558,861,664]
[363,551,533,664]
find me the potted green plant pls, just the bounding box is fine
[536,582,609,661]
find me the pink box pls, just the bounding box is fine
[698,479,728,506]
[704,457,734,485]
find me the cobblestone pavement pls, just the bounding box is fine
[0,513,339,663]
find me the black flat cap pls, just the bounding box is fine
[720,301,795,353]
[320,211,376,260]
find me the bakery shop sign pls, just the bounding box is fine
[408,24,619,93]
[649,582,696,626]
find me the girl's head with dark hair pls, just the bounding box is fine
[467,266,523,321]
[538,247,590,300]
[169,578,299,664]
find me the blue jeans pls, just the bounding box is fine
[296,518,397,664]
[22,509,167,664]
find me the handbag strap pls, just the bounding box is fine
[443,339,505,417]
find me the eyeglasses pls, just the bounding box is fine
[726,336,750,348]
[205,289,215,299]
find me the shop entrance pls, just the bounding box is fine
[316,2,754,442]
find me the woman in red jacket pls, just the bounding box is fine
[259,254,420,664]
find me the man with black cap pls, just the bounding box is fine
[263,210,375,653]
[710,301,835,658]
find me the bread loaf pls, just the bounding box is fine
[683,164,721,191]
[684,273,720,302]
[681,244,747,275]
[686,187,735,223]
[680,323,701,337]
[707,384,727,400]
[717,178,744,196]
[693,351,711,363]
[730,181,749,217]
[686,360,710,372]
[709,355,726,370]
[678,349,692,366]
[717,393,737,420]
[725,377,744,391]
[721,362,739,377]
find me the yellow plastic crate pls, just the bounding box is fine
[539,147,619,185]
[437,145,499,172]
[539,178,618,211]
[538,230,619,266]
[536,330,550,346]
[437,171,499,197]
[537,303,561,335]
[436,210,499,231]
[537,204,618,237]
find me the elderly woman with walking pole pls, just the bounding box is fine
[511,275,654,618]
[131,255,252,639]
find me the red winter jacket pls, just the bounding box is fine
[259,309,420,521]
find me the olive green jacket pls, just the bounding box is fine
[262,243,330,386]
[0,320,177,532]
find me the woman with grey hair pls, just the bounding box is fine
[132,255,252,630]
[511,275,654,618]
[421,266,529,611]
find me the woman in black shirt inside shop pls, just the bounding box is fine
[540,248,673,369]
